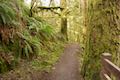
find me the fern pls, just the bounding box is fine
[17,29,41,59]
[0,0,56,73]
[0,1,16,26]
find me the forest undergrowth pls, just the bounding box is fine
[0,0,65,77]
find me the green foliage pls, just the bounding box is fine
[21,3,30,16]
[0,0,57,73]
[81,0,120,80]
[17,30,41,59]
[0,59,7,73]
[0,0,18,26]
[31,42,64,72]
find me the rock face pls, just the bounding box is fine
[82,0,120,80]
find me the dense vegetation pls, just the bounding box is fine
[81,0,120,80]
[0,0,64,73]
[0,0,120,80]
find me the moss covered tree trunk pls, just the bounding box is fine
[61,17,68,41]
[82,0,120,80]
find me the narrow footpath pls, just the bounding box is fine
[48,43,82,80]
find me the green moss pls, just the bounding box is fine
[31,42,64,72]
[82,0,120,80]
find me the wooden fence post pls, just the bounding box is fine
[100,53,112,80]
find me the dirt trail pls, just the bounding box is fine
[48,43,82,80]
[0,43,82,80]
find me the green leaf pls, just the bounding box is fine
[24,46,29,59]
[0,14,6,24]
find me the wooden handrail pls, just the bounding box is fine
[100,53,120,80]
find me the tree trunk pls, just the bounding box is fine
[61,17,68,41]
[82,0,120,80]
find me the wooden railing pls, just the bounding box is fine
[100,53,120,80]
